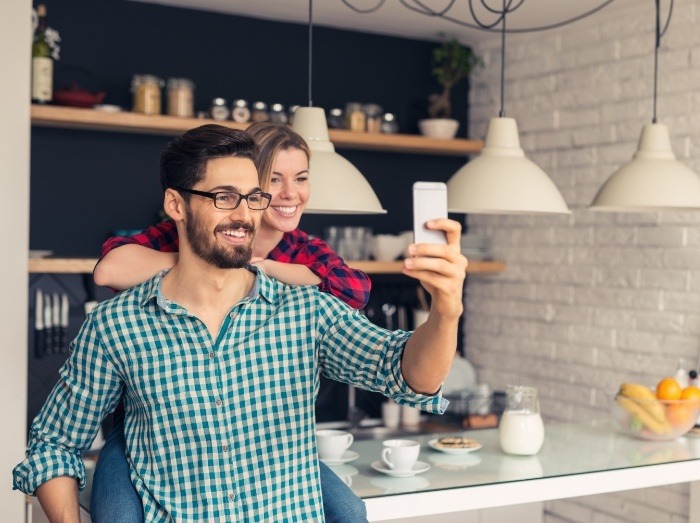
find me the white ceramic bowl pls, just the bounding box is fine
[371,234,408,261]
[418,118,460,139]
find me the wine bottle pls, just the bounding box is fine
[32,4,53,104]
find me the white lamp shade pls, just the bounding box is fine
[292,107,386,214]
[447,117,570,215]
[590,123,700,211]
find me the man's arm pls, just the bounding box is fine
[35,476,81,523]
[94,244,177,290]
[399,218,468,394]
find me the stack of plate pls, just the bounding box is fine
[459,234,491,260]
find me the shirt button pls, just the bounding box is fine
[215,399,222,407]
[209,352,215,359]
[229,312,237,319]
[228,492,235,501]
[222,444,229,452]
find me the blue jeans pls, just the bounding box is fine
[91,417,367,522]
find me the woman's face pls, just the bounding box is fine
[261,147,310,233]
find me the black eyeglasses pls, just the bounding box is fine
[175,187,272,211]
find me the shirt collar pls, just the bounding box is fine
[140,265,278,310]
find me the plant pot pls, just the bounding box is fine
[418,118,459,139]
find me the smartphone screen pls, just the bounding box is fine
[413,181,448,244]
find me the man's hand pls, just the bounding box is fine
[402,218,467,321]
[399,218,468,395]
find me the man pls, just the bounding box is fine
[13,124,468,521]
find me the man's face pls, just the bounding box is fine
[183,156,262,269]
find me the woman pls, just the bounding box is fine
[91,123,370,522]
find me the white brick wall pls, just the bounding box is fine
[466,1,700,521]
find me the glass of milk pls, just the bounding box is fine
[498,385,545,455]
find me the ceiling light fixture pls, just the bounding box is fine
[292,0,386,214]
[444,1,570,215]
[589,0,700,211]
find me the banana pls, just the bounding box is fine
[615,394,671,435]
[618,383,666,423]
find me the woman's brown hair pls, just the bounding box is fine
[247,122,311,191]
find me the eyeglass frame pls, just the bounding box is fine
[174,187,272,211]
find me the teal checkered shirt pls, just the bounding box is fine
[14,269,446,521]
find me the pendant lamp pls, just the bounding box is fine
[589,0,700,211]
[446,1,570,215]
[291,0,386,214]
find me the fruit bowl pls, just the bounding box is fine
[611,393,700,441]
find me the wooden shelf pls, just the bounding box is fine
[31,105,483,157]
[29,258,505,275]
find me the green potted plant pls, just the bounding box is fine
[420,36,483,139]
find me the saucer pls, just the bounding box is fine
[428,438,482,455]
[371,460,430,478]
[320,450,359,466]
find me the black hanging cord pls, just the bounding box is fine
[308,0,314,107]
[499,0,506,117]
[653,0,675,124]
[347,0,617,34]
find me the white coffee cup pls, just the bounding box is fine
[381,439,420,472]
[317,429,354,461]
[382,400,401,429]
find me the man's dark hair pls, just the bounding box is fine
[159,124,260,193]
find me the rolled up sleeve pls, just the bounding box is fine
[316,294,447,414]
[13,314,122,495]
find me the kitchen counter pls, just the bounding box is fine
[347,419,700,521]
[76,419,700,522]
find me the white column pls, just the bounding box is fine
[0,0,31,519]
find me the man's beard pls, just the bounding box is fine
[185,206,255,269]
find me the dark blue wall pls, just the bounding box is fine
[31,0,471,256]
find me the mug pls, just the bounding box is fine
[381,400,401,429]
[316,429,354,461]
[381,439,420,472]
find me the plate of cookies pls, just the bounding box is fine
[428,436,482,455]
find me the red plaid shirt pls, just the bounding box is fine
[101,220,371,309]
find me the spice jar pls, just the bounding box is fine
[345,102,366,132]
[381,113,399,134]
[166,77,195,118]
[269,103,288,124]
[231,99,250,123]
[251,101,269,123]
[327,108,345,129]
[364,104,383,133]
[209,97,230,121]
[131,74,163,115]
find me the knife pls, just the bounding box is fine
[35,289,44,359]
[44,293,53,355]
[53,292,61,354]
[60,293,69,353]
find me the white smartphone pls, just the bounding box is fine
[413,181,448,244]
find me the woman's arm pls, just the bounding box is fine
[93,220,180,290]
[252,259,321,285]
[94,245,178,290]
[270,231,371,309]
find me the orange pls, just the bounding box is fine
[656,377,682,400]
[667,403,693,427]
[681,385,700,401]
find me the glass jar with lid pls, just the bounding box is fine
[209,98,230,121]
[131,74,164,115]
[231,99,250,123]
[364,104,383,133]
[327,108,345,129]
[345,102,366,132]
[381,113,399,134]
[251,101,269,123]
[269,103,288,124]
[166,77,195,118]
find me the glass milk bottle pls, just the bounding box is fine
[499,385,545,455]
